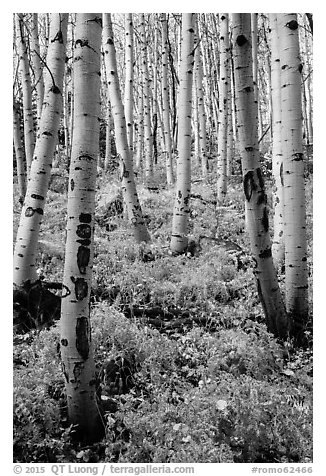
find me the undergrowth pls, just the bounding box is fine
[13,162,313,463]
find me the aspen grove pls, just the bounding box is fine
[13,13,313,464]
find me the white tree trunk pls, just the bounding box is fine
[170,14,195,254]
[60,13,103,442]
[13,14,68,286]
[232,13,288,339]
[278,13,308,334]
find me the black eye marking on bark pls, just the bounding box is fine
[76,223,91,239]
[31,194,44,200]
[70,276,88,301]
[286,20,298,30]
[76,316,89,360]
[70,179,75,191]
[280,163,284,186]
[77,245,90,274]
[243,171,256,202]
[236,34,247,46]
[25,207,43,217]
[79,213,92,223]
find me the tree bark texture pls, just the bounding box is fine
[161,13,174,185]
[269,14,285,269]
[170,14,195,254]
[278,13,308,332]
[217,13,230,201]
[232,13,289,339]
[103,13,150,243]
[60,13,103,443]
[15,14,35,174]
[13,14,68,287]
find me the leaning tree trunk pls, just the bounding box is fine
[278,13,308,340]
[232,13,289,339]
[170,13,195,255]
[13,14,68,287]
[60,13,104,443]
[269,14,285,269]
[103,13,150,243]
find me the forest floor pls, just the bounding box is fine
[13,160,313,463]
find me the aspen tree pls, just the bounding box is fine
[60,13,103,442]
[104,102,112,173]
[278,13,308,336]
[251,13,262,138]
[170,14,195,255]
[13,14,68,287]
[139,14,153,180]
[103,13,150,243]
[161,13,174,184]
[13,99,27,203]
[30,13,44,129]
[15,13,35,174]
[217,13,230,202]
[194,19,208,178]
[124,14,134,154]
[135,83,144,171]
[269,14,285,268]
[152,17,159,165]
[232,13,288,338]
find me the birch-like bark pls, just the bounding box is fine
[269,14,285,269]
[232,13,288,339]
[161,13,174,184]
[13,99,27,203]
[13,14,68,286]
[15,13,35,174]
[103,14,150,243]
[124,14,134,154]
[30,13,44,129]
[139,14,153,180]
[60,13,103,442]
[194,20,208,179]
[170,14,195,254]
[217,13,230,202]
[278,13,308,335]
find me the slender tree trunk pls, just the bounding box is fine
[278,13,308,339]
[104,101,112,173]
[139,14,153,181]
[194,20,208,179]
[60,13,104,443]
[161,13,174,184]
[103,13,150,243]
[217,13,230,202]
[135,83,144,172]
[269,14,285,269]
[13,14,68,287]
[16,13,35,175]
[170,14,195,255]
[124,14,134,155]
[152,18,159,165]
[30,13,44,129]
[232,13,289,339]
[13,99,27,203]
